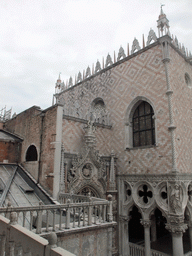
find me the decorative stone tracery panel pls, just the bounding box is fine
[132,181,154,209]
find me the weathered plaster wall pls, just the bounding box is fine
[57,226,113,256]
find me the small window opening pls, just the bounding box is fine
[26,145,38,162]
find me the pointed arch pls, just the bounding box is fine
[124,96,157,149]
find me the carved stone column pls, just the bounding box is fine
[140,219,151,256]
[119,215,130,256]
[166,220,187,256]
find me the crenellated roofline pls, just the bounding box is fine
[54,8,192,96]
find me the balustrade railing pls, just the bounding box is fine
[0,195,113,235]
[59,193,90,204]
[129,242,171,256]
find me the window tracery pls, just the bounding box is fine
[132,101,155,147]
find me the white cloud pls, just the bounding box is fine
[0,0,192,115]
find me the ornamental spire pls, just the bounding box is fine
[157,4,170,37]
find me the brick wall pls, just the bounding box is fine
[0,141,21,163]
[4,105,59,194]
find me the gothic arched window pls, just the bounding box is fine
[26,145,38,161]
[132,101,155,147]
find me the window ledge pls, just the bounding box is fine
[125,144,157,151]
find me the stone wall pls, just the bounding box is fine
[4,105,59,194]
[58,43,173,175]
[56,225,113,256]
[62,118,113,156]
[169,46,192,173]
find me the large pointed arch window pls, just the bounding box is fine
[133,101,155,147]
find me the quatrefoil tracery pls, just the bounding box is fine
[138,184,153,204]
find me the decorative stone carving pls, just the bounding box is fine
[182,45,186,56]
[10,212,17,225]
[109,150,116,191]
[124,182,132,203]
[69,77,73,87]
[131,38,141,54]
[155,182,168,212]
[165,223,187,234]
[146,29,157,46]
[86,66,91,78]
[82,163,92,179]
[174,36,179,48]
[105,54,113,68]
[138,184,153,204]
[169,183,183,214]
[140,219,151,228]
[95,60,101,73]
[117,46,126,61]
[77,72,82,83]
[67,121,107,197]
[119,215,131,222]
[188,184,192,202]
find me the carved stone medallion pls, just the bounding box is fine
[82,163,92,179]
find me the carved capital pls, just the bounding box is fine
[140,219,151,228]
[119,215,131,222]
[165,223,187,235]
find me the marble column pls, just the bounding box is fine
[140,219,151,256]
[119,215,130,256]
[166,222,187,256]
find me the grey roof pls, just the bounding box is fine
[0,164,54,207]
[0,164,54,228]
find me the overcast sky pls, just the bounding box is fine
[1,0,192,115]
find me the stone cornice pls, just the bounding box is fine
[63,115,112,129]
[117,173,192,183]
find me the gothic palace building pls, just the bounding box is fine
[1,8,192,256]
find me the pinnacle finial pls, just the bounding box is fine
[160,4,165,15]
[157,4,170,37]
